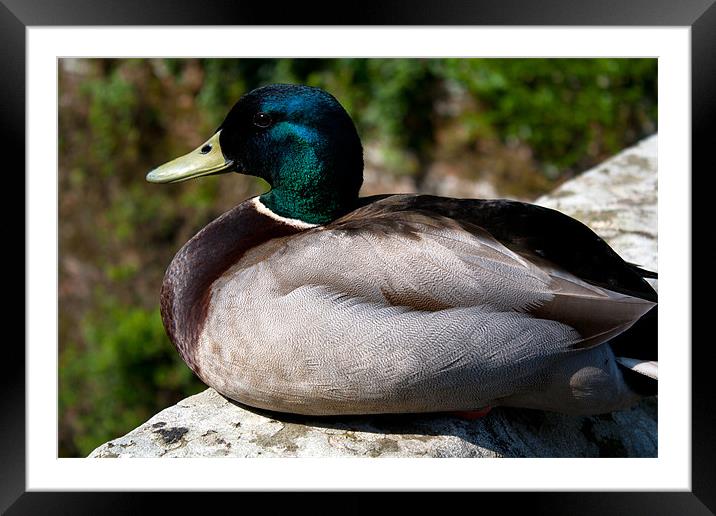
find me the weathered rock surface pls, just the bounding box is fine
[89,135,658,458]
[536,134,658,276]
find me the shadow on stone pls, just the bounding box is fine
[224,395,658,458]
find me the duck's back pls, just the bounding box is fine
[184,195,656,416]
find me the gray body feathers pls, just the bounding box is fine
[188,197,655,416]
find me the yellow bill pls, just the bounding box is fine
[146,131,233,184]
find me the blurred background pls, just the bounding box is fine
[58,58,657,457]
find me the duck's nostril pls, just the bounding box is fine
[200,144,212,154]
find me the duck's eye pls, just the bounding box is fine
[253,112,273,128]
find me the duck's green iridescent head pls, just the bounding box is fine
[147,84,364,224]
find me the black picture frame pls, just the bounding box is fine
[6,0,713,513]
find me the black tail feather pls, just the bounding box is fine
[609,306,658,361]
[618,365,658,396]
[610,305,658,396]
[629,262,658,279]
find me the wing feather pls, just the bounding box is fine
[199,201,655,414]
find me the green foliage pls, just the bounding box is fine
[81,69,140,177]
[60,296,204,456]
[435,58,657,175]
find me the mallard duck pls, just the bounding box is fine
[147,83,657,417]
